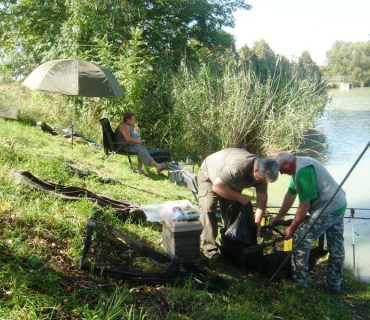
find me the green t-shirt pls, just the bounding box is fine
[287,165,317,202]
[287,165,347,215]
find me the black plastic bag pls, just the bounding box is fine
[223,202,256,244]
[219,202,272,271]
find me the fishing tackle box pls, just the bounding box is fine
[162,218,203,262]
[149,148,172,163]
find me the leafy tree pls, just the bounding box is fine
[327,41,370,86]
[327,41,354,80]
[114,27,154,116]
[318,65,332,78]
[0,0,251,78]
[0,0,68,77]
[296,51,322,82]
[351,42,370,87]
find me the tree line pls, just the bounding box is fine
[0,0,327,160]
[323,40,370,87]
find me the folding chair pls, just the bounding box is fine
[99,118,138,172]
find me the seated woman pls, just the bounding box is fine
[115,111,168,177]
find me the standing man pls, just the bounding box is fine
[271,151,347,293]
[198,148,279,261]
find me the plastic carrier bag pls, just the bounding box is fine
[222,201,256,244]
[224,202,255,244]
[219,202,268,270]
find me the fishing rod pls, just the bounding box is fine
[266,139,370,285]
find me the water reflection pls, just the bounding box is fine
[297,127,327,162]
[317,109,370,166]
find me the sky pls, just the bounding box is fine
[226,0,370,65]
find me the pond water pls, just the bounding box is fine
[268,87,370,282]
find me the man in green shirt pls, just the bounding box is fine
[198,148,279,261]
[271,151,347,293]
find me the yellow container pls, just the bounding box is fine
[283,238,293,251]
[258,214,271,227]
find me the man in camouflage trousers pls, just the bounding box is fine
[270,152,347,293]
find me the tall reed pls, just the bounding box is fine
[168,58,327,159]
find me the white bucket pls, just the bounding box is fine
[168,170,182,183]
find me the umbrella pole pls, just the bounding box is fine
[72,97,75,147]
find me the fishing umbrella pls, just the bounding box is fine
[22,59,123,144]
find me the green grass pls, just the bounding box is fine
[0,114,369,319]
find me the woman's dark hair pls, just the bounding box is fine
[123,111,135,123]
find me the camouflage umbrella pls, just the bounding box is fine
[22,59,123,144]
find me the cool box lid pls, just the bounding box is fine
[163,219,203,232]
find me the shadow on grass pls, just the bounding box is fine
[145,170,169,181]
[0,211,157,317]
[0,241,62,304]
[0,238,119,319]
[18,114,38,127]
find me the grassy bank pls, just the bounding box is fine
[0,109,369,319]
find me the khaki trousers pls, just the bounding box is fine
[198,169,233,253]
